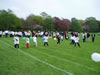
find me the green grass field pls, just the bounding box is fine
[0,34,100,75]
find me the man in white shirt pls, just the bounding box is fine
[14,35,19,49]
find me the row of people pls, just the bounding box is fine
[13,31,96,49]
[0,30,31,37]
[14,35,80,49]
[82,33,96,42]
[14,35,49,48]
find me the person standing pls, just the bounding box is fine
[61,35,63,41]
[64,32,67,39]
[70,34,75,45]
[91,33,95,42]
[26,36,30,48]
[14,35,19,49]
[43,35,49,46]
[0,31,2,37]
[83,33,86,43]
[57,35,60,44]
[87,33,90,41]
[5,30,8,38]
[74,34,80,48]
[33,35,37,47]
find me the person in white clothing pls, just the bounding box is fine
[70,34,75,45]
[14,35,19,48]
[43,35,48,46]
[33,35,37,47]
[61,35,63,41]
[74,34,80,48]
[0,31,2,37]
[14,32,18,36]
[3,32,5,37]
[12,31,14,37]
[5,30,8,37]
[27,31,31,37]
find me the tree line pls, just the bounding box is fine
[0,9,100,32]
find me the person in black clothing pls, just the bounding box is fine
[32,31,35,37]
[64,32,67,39]
[91,33,95,42]
[57,35,60,44]
[87,33,90,41]
[83,33,86,43]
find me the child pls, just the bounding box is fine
[83,33,86,43]
[66,36,69,40]
[57,35,60,44]
[33,35,37,47]
[26,36,30,48]
[43,35,48,46]
[61,35,63,41]
[74,34,80,48]
[14,35,19,49]
[70,34,75,45]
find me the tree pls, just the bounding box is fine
[61,19,70,31]
[25,14,44,30]
[71,18,82,32]
[97,21,100,32]
[0,9,23,30]
[40,12,51,19]
[43,17,55,31]
[82,25,89,32]
[26,14,44,26]
[40,12,55,31]
[85,17,99,32]
[54,17,70,31]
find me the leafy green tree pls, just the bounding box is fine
[26,14,44,26]
[40,12,51,19]
[85,17,99,32]
[0,9,22,30]
[97,21,100,32]
[43,17,55,31]
[40,12,55,31]
[78,20,85,26]
[71,18,82,32]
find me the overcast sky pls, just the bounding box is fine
[0,0,100,20]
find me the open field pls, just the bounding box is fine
[0,34,100,75]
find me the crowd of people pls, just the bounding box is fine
[0,30,96,49]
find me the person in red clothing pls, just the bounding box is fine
[64,32,67,39]
[26,36,30,48]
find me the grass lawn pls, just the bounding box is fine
[0,34,100,75]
